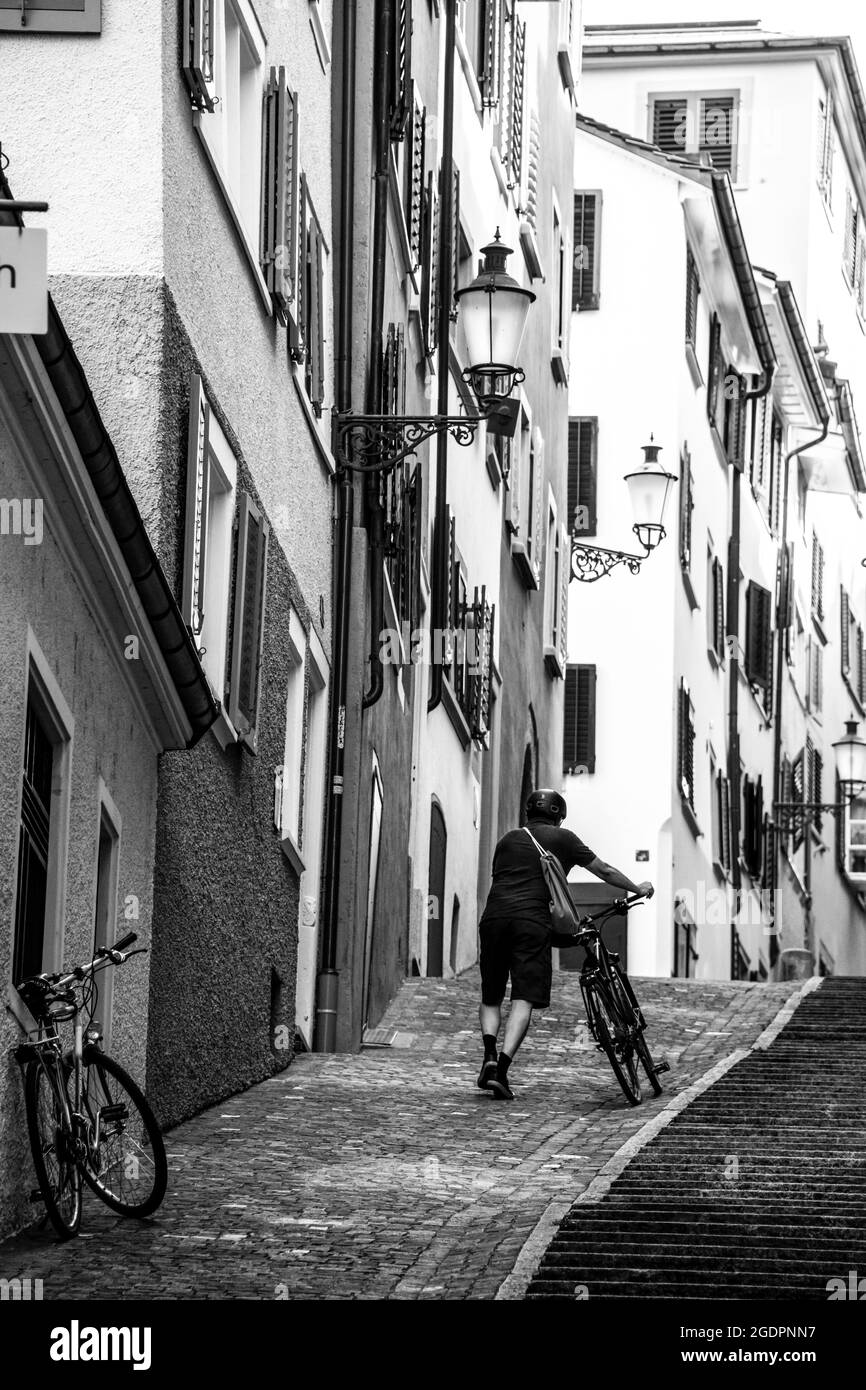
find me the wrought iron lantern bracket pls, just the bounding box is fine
[571,528,663,584]
[334,413,483,475]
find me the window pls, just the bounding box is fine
[459,0,487,88]
[568,418,597,539]
[262,67,300,322]
[551,197,569,383]
[91,788,120,1049]
[817,90,835,208]
[277,607,307,872]
[389,0,413,138]
[12,657,73,985]
[543,500,567,679]
[840,783,866,882]
[291,176,328,416]
[186,0,267,255]
[810,531,825,622]
[0,0,100,32]
[730,926,750,981]
[400,90,426,275]
[677,679,696,809]
[497,3,525,196]
[723,369,745,469]
[843,188,866,317]
[443,511,495,744]
[790,749,806,853]
[573,192,601,311]
[182,373,269,751]
[742,775,764,880]
[685,246,700,347]
[651,92,739,178]
[745,580,773,696]
[511,418,543,589]
[679,444,693,570]
[708,552,725,664]
[564,664,596,774]
[806,737,823,833]
[751,395,783,532]
[673,912,698,977]
[362,758,384,1027]
[706,314,726,438]
[713,768,732,875]
[807,637,823,715]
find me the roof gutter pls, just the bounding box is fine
[775,280,833,427]
[1,171,218,745]
[710,171,777,381]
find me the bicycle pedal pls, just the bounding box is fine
[29,1189,45,1204]
[653,1060,671,1075]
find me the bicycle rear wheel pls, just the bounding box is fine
[634,1030,664,1097]
[80,1050,167,1218]
[24,1057,82,1240]
[609,967,663,1098]
[585,980,642,1106]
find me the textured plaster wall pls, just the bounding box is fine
[0,0,164,275]
[0,425,158,1240]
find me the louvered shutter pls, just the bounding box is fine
[407,95,426,269]
[530,429,544,583]
[469,587,494,741]
[573,193,600,310]
[718,774,731,871]
[707,314,723,428]
[563,666,578,771]
[558,523,569,666]
[813,747,824,831]
[567,664,596,774]
[390,0,412,140]
[841,589,851,674]
[182,0,216,112]
[498,5,514,163]
[182,373,211,639]
[306,216,325,414]
[855,234,866,316]
[262,67,300,320]
[523,109,540,229]
[713,557,725,659]
[811,534,825,619]
[746,582,772,689]
[777,541,794,632]
[653,98,687,153]
[509,17,526,191]
[725,371,745,469]
[291,176,308,362]
[679,445,693,568]
[817,96,829,183]
[481,0,502,107]
[684,246,699,345]
[567,418,597,538]
[699,95,735,173]
[228,494,270,753]
[450,167,460,317]
[824,106,836,207]
[792,750,805,851]
[422,171,440,356]
[859,626,866,704]
[844,189,857,285]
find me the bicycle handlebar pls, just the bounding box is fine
[16,931,143,1001]
[576,893,648,932]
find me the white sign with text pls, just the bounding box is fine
[0,228,48,334]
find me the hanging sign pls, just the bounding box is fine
[0,228,48,334]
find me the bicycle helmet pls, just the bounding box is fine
[525,788,567,824]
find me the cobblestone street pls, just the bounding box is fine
[0,972,801,1300]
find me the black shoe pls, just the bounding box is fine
[477,1059,497,1089]
[488,1073,514,1100]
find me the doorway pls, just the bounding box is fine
[427,800,447,975]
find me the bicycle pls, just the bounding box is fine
[13,930,168,1240]
[576,894,670,1106]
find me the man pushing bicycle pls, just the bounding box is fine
[477,788,653,1100]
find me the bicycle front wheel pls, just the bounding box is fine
[585,981,643,1106]
[80,1051,167,1218]
[24,1057,82,1240]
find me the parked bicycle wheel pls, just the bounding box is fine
[80,1051,167,1218]
[585,980,642,1106]
[24,1057,82,1240]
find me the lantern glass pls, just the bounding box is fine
[459,283,533,376]
[833,721,866,787]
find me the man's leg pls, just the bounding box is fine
[477,1004,501,1088]
[502,999,533,1059]
[478,919,507,1089]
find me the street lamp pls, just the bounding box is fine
[572,437,678,583]
[335,231,533,474]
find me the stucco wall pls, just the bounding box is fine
[0,418,158,1239]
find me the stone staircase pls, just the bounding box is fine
[526,978,866,1300]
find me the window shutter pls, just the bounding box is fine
[558,523,569,667]
[530,428,544,583]
[725,371,746,469]
[811,533,824,619]
[481,0,502,107]
[859,626,866,705]
[291,175,309,362]
[844,189,857,284]
[306,216,325,414]
[573,192,600,310]
[182,373,211,639]
[745,581,772,689]
[567,418,597,538]
[777,541,794,632]
[407,95,426,270]
[422,171,440,356]
[677,680,695,808]
[684,246,700,345]
[791,749,805,852]
[182,0,216,112]
[841,589,851,674]
[228,494,270,753]
[679,445,693,568]
[262,67,300,320]
[653,98,687,153]
[855,234,866,316]
[389,0,412,140]
[707,314,723,428]
[713,556,725,659]
[509,16,526,192]
[813,746,824,831]
[563,665,578,771]
[469,587,495,742]
[565,664,597,774]
[699,95,735,173]
[718,773,732,871]
[450,166,461,317]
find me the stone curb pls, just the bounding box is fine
[494,976,823,1300]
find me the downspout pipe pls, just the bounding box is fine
[316,0,357,1051]
[429,0,457,714]
[362,0,392,709]
[727,368,775,902]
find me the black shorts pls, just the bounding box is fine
[479,915,552,1009]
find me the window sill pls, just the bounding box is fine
[680,562,699,611]
[210,705,241,752]
[308,0,331,72]
[843,677,865,717]
[281,830,305,877]
[685,342,704,390]
[519,222,544,281]
[490,146,509,201]
[388,154,421,291]
[455,24,484,117]
[550,349,569,387]
[811,610,828,645]
[290,364,336,476]
[711,859,729,885]
[193,118,273,317]
[485,440,504,491]
[511,538,540,590]
[544,645,565,679]
[557,45,577,100]
[441,676,472,750]
[680,795,703,841]
[706,645,725,672]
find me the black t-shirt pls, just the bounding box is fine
[482,820,596,924]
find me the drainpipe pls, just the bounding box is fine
[316,0,357,1052]
[362,0,392,710]
[428,0,457,714]
[771,417,830,970]
[727,370,774,908]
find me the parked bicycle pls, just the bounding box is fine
[577,894,670,1106]
[13,931,167,1240]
